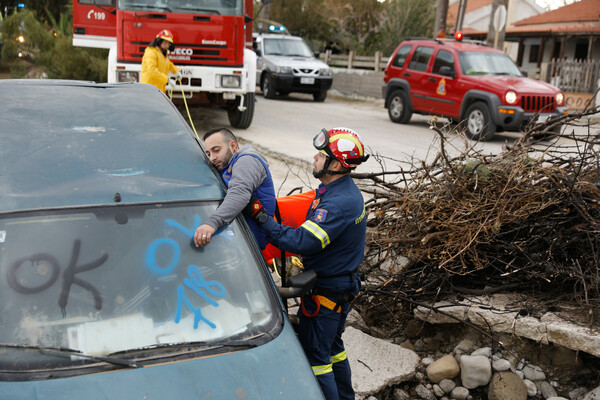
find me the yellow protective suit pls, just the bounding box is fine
[140,46,180,93]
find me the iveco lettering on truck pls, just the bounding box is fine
[73,0,265,129]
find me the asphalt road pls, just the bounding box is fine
[186,91,599,195]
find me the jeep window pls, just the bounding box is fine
[263,38,313,58]
[119,0,243,16]
[459,51,522,76]
[392,45,412,68]
[408,46,434,72]
[432,49,455,75]
[0,202,279,372]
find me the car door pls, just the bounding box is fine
[405,45,435,111]
[421,48,462,117]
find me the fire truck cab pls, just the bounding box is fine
[73,0,259,129]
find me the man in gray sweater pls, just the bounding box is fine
[194,128,276,250]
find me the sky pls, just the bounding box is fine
[533,0,575,10]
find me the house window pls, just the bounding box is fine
[529,45,539,63]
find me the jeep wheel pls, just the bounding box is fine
[313,90,327,102]
[463,102,496,141]
[262,75,276,99]
[387,90,412,124]
[227,93,255,129]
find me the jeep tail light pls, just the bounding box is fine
[505,91,517,105]
[454,31,463,41]
[556,92,565,107]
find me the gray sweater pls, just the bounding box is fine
[206,144,270,230]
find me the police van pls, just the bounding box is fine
[253,24,333,102]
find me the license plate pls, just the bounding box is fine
[300,77,315,85]
[537,115,550,123]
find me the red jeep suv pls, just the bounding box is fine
[382,38,568,140]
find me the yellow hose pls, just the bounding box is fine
[168,77,200,141]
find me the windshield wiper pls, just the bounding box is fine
[0,343,140,369]
[111,335,262,356]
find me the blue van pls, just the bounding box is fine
[0,80,324,399]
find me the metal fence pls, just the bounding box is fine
[545,59,600,94]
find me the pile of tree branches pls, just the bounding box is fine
[355,109,600,309]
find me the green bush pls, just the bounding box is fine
[1,9,107,81]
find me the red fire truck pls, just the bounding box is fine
[72,0,260,128]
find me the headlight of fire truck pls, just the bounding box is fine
[275,66,292,74]
[319,68,332,76]
[220,75,241,88]
[117,71,139,83]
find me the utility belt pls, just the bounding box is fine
[301,270,359,317]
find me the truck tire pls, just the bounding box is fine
[387,89,412,123]
[228,93,255,129]
[313,89,327,102]
[262,75,276,99]
[463,102,496,141]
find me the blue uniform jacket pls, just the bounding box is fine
[262,175,365,293]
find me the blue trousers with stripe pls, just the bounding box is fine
[297,296,354,400]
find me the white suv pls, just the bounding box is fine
[253,32,333,102]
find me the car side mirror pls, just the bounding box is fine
[255,48,261,57]
[313,51,320,58]
[521,70,528,77]
[277,270,317,298]
[439,66,455,78]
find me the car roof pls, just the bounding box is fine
[0,79,225,213]
[401,38,502,53]
[255,33,302,41]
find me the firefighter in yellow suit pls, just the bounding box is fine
[140,29,181,93]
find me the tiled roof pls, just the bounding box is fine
[466,21,600,36]
[514,0,600,25]
[447,0,492,25]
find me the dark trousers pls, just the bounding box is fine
[297,296,354,400]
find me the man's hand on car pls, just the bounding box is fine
[194,224,216,247]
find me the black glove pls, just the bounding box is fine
[243,196,269,224]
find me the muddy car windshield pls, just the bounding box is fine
[0,201,277,369]
[263,38,313,57]
[119,0,242,16]
[459,51,522,76]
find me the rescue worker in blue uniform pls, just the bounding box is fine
[245,127,369,400]
[194,128,276,249]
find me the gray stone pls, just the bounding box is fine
[492,359,512,372]
[399,340,415,351]
[541,381,558,399]
[583,387,600,400]
[343,327,420,397]
[414,339,425,352]
[439,379,456,394]
[523,364,546,381]
[471,347,492,357]
[451,386,469,400]
[488,371,528,400]
[415,383,436,400]
[523,379,537,396]
[569,387,588,400]
[392,388,411,400]
[422,357,435,366]
[453,339,477,355]
[459,355,492,389]
[433,384,445,397]
[346,308,370,333]
[426,354,460,383]
[516,370,525,379]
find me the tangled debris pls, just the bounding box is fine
[354,108,600,324]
